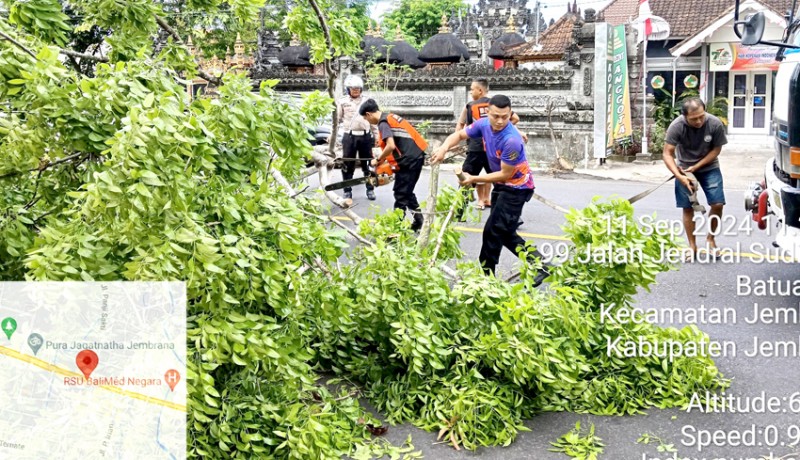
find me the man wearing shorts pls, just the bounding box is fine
[456,78,520,211]
[662,97,728,260]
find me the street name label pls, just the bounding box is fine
[0,282,187,459]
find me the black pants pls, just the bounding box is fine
[342,133,374,192]
[479,184,542,275]
[454,149,492,220]
[394,156,424,227]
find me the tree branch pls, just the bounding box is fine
[309,146,362,224]
[307,0,334,52]
[306,0,340,158]
[327,215,372,245]
[153,15,222,85]
[0,29,105,65]
[41,152,86,170]
[429,197,460,265]
[416,163,439,251]
[59,48,109,63]
[23,169,45,210]
[0,29,37,60]
[266,145,458,280]
[313,257,333,280]
[0,152,86,180]
[271,163,374,248]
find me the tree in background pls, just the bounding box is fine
[154,0,371,63]
[381,0,468,48]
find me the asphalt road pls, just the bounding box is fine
[308,168,800,460]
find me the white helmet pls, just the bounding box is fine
[344,74,364,89]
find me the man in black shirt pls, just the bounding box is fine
[360,99,428,231]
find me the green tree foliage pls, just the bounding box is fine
[8,0,72,46]
[284,0,362,64]
[649,88,728,155]
[155,0,370,64]
[381,0,468,48]
[0,1,728,457]
[309,199,727,450]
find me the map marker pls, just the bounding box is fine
[1,317,16,340]
[76,350,99,380]
[27,333,43,355]
[164,369,180,392]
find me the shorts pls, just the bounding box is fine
[462,150,491,176]
[675,167,726,208]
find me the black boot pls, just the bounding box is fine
[532,264,551,288]
[411,212,424,232]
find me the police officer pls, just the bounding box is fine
[337,74,378,200]
[359,98,427,232]
[432,95,549,286]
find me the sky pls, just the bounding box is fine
[368,0,614,27]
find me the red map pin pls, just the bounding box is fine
[76,350,99,380]
[164,369,181,392]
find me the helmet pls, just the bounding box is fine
[344,74,364,89]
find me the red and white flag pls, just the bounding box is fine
[638,0,653,37]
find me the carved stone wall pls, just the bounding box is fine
[368,62,575,91]
[363,61,595,166]
[251,18,601,166]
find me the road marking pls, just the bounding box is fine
[0,345,186,412]
[331,217,795,262]
[331,216,571,241]
[451,225,572,241]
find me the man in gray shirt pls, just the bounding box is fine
[663,97,728,261]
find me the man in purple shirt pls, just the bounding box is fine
[432,95,548,286]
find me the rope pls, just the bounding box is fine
[683,171,707,214]
[531,193,569,213]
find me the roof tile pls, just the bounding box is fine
[600,0,793,37]
[505,13,579,60]
[597,0,639,26]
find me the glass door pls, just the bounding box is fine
[751,73,768,129]
[728,72,771,134]
[730,73,747,129]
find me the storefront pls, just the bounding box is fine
[709,43,779,134]
[666,2,787,137]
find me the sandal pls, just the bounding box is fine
[682,250,696,263]
[704,247,725,261]
[473,202,486,210]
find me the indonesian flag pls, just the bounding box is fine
[638,0,653,37]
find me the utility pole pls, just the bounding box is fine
[534,1,541,45]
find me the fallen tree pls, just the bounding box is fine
[0,1,728,458]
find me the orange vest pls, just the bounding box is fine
[465,97,490,152]
[466,97,490,125]
[378,114,427,163]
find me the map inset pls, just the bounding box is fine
[0,282,187,459]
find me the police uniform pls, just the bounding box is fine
[337,94,378,194]
[377,113,427,230]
